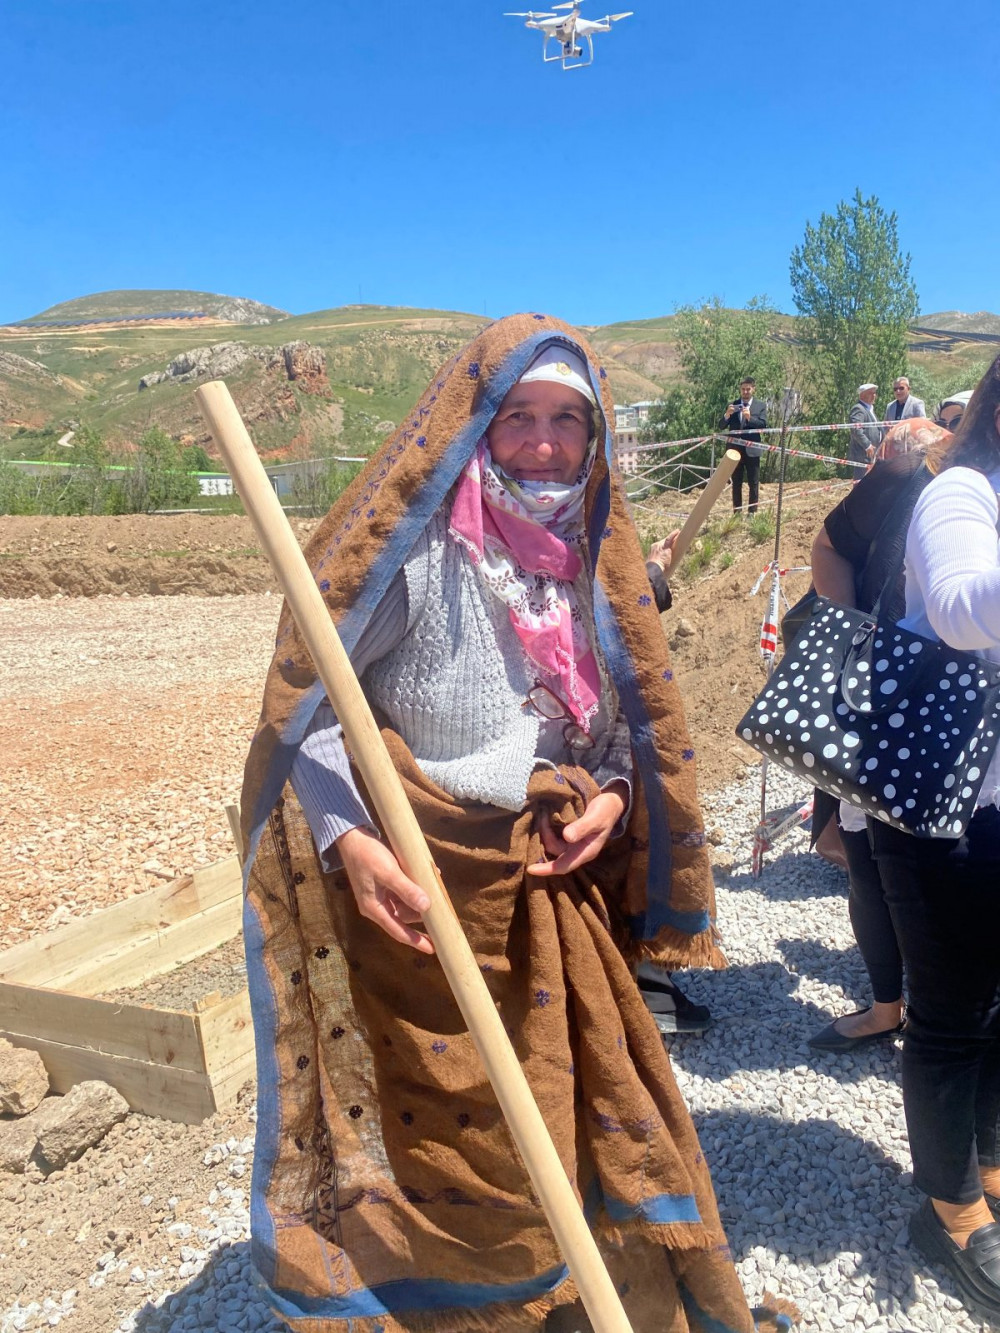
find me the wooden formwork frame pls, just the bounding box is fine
[0,856,253,1124]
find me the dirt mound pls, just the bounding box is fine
[0,514,316,598]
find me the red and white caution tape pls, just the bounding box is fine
[751,796,815,879]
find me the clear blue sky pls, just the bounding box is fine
[2,0,998,326]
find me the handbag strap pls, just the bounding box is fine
[864,462,933,625]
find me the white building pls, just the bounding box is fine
[613,401,656,430]
[612,401,659,474]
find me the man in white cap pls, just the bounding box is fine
[848,383,883,466]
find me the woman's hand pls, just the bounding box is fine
[648,529,681,573]
[526,781,627,878]
[336,827,435,953]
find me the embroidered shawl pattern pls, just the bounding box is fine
[236,314,786,1333]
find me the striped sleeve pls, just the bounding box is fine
[290,570,409,868]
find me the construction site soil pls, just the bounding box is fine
[0,481,843,1332]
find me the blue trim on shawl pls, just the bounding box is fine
[244,892,281,1287]
[262,1262,570,1323]
[602,1190,702,1225]
[583,1173,702,1226]
[679,1283,786,1333]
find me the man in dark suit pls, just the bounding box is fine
[721,376,767,514]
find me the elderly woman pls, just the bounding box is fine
[239,315,790,1333]
[865,354,1000,1319]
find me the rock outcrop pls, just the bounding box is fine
[281,340,327,391]
[211,295,286,325]
[0,350,61,382]
[139,341,328,394]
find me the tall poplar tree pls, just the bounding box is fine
[790,190,919,424]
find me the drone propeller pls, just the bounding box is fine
[549,2,580,9]
[605,9,632,17]
[504,9,556,15]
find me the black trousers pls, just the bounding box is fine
[869,807,1000,1202]
[841,825,903,1004]
[730,446,760,513]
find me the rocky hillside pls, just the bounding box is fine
[10,290,288,327]
[919,310,1000,336]
[2,294,998,461]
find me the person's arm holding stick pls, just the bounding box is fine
[195,379,634,1333]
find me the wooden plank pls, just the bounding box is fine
[204,1044,258,1113]
[6,1033,218,1124]
[0,981,204,1070]
[196,989,254,1074]
[224,802,244,864]
[0,857,243,989]
[55,897,244,997]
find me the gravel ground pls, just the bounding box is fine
[0,594,280,946]
[1,593,996,1332]
[95,938,248,1011]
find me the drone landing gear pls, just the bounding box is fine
[541,33,593,67]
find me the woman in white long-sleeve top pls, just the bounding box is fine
[868,353,1000,1320]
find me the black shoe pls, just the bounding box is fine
[807,1009,903,1053]
[988,1191,1000,1224]
[909,1197,1000,1319]
[637,969,712,1035]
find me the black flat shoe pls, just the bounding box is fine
[909,1196,1000,1319]
[807,1009,903,1052]
[636,969,713,1035]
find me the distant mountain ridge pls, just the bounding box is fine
[14,289,289,327]
[2,292,998,459]
[919,311,1000,337]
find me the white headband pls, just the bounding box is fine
[518,345,597,406]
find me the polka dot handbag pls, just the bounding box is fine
[736,597,1000,838]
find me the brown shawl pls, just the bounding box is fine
[239,314,786,1333]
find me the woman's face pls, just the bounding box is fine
[486,380,592,484]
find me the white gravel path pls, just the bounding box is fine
[2,594,995,1332]
[105,764,994,1333]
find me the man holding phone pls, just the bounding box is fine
[721,375,767,514]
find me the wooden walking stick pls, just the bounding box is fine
[668,448,742,566]
[196,381,634,1333]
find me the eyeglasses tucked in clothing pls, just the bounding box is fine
[523,681,595,750]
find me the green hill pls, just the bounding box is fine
[13,289,288,326]
[920,311,1000,336]
[2,293,997,462]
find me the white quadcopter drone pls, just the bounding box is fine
[505,0,633,69]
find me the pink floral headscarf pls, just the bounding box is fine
[449,434,601,732]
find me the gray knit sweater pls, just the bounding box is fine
[291,509,632,855]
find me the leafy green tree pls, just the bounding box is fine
[63,425,112,514]
[182,442,213,472]
[641,298,792,481]
[123,427,198,512]
[289,459,363,517]
[645,298,788,440]
[790,190,919,426]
